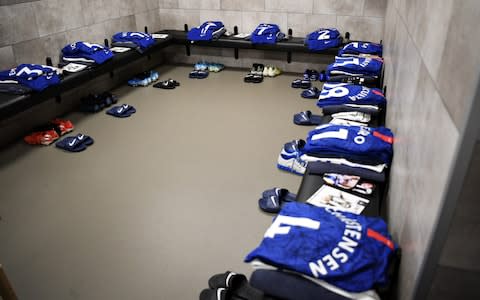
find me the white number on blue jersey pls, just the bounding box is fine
[317,30,331,40]
[265,215,321,238]
[319,86,350,100]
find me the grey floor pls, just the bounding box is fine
[0,65,321,300]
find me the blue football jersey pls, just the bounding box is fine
[251,23,284,44]
[187,21,226,41]
[245,202,396,292]
[0,64,60,92]
[61,42,113,65]
[306,28,341,51]
[112,32,155,50]
[317,83,386,107]
[338,42,383,57]
[304,124,394,165]
[327,57,383,77]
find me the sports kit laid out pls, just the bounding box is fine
[201,36,399,300]
[61,42,113,66]
[0,64,61,93]
[188,21,227,42]
[250,23,286,45]
[0,17,399,299]
[112,32,155,52]
[305,28,342,51]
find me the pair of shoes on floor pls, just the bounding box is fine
[258,187,297,214]
[128,70,159,87]
[303,69,319,81]
[200,271,264,300]
[56,133,94,152]
[244,73,263,83]
[24,119,74,146]
[80,92,119,113]
[263,65,282,77]
[189,70,209,79]
[194,61,225,72]
[153,79,180,89]
[291,78,311,89]
[250,63,264,75]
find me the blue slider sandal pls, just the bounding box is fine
[261,187,297,201]
[75,133,94,146]
[291,79,311,89]
[106,104,136,118]
[258,193,296,214]
[55,135,88,152]
[301,86,320,99]
[189,70,209,79]
[293,110,328,125]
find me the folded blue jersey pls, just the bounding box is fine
[339,42,383,57]
[317,83,386,107]
[187,21,226,41]
[112,32,155,51]
[304,124,394,165]
[61,42,113,65]
[327,57,383,77]
[306,28,342,51]
[251,23,284,44]
[0,64,60,92]
[245,202,397,292]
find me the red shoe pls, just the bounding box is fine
[24,129,60,145]
[51,119,74,135]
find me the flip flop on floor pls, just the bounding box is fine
[200,288,229,300]
[261,187,297,202]
[55,135,87,152]
[291,79,311,89]
[244,74,263,83]
[106,104,136,118]
[168,79,180,86]
[258,191,296,214]
[153,80,176,89]
[208,272,247,290]
[189,70,209,79]
[293,110,328,125]
[74,133,94,146]
[301,87,320,99]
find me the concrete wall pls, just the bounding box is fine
[382,0,480,299]
[0,0,162,69]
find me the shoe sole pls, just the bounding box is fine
[277,164,305,176]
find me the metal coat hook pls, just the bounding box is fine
[234,25,239,59]
[184,24,191,56]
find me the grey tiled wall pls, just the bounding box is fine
[383,0,480,299]
[0,0,162,69]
